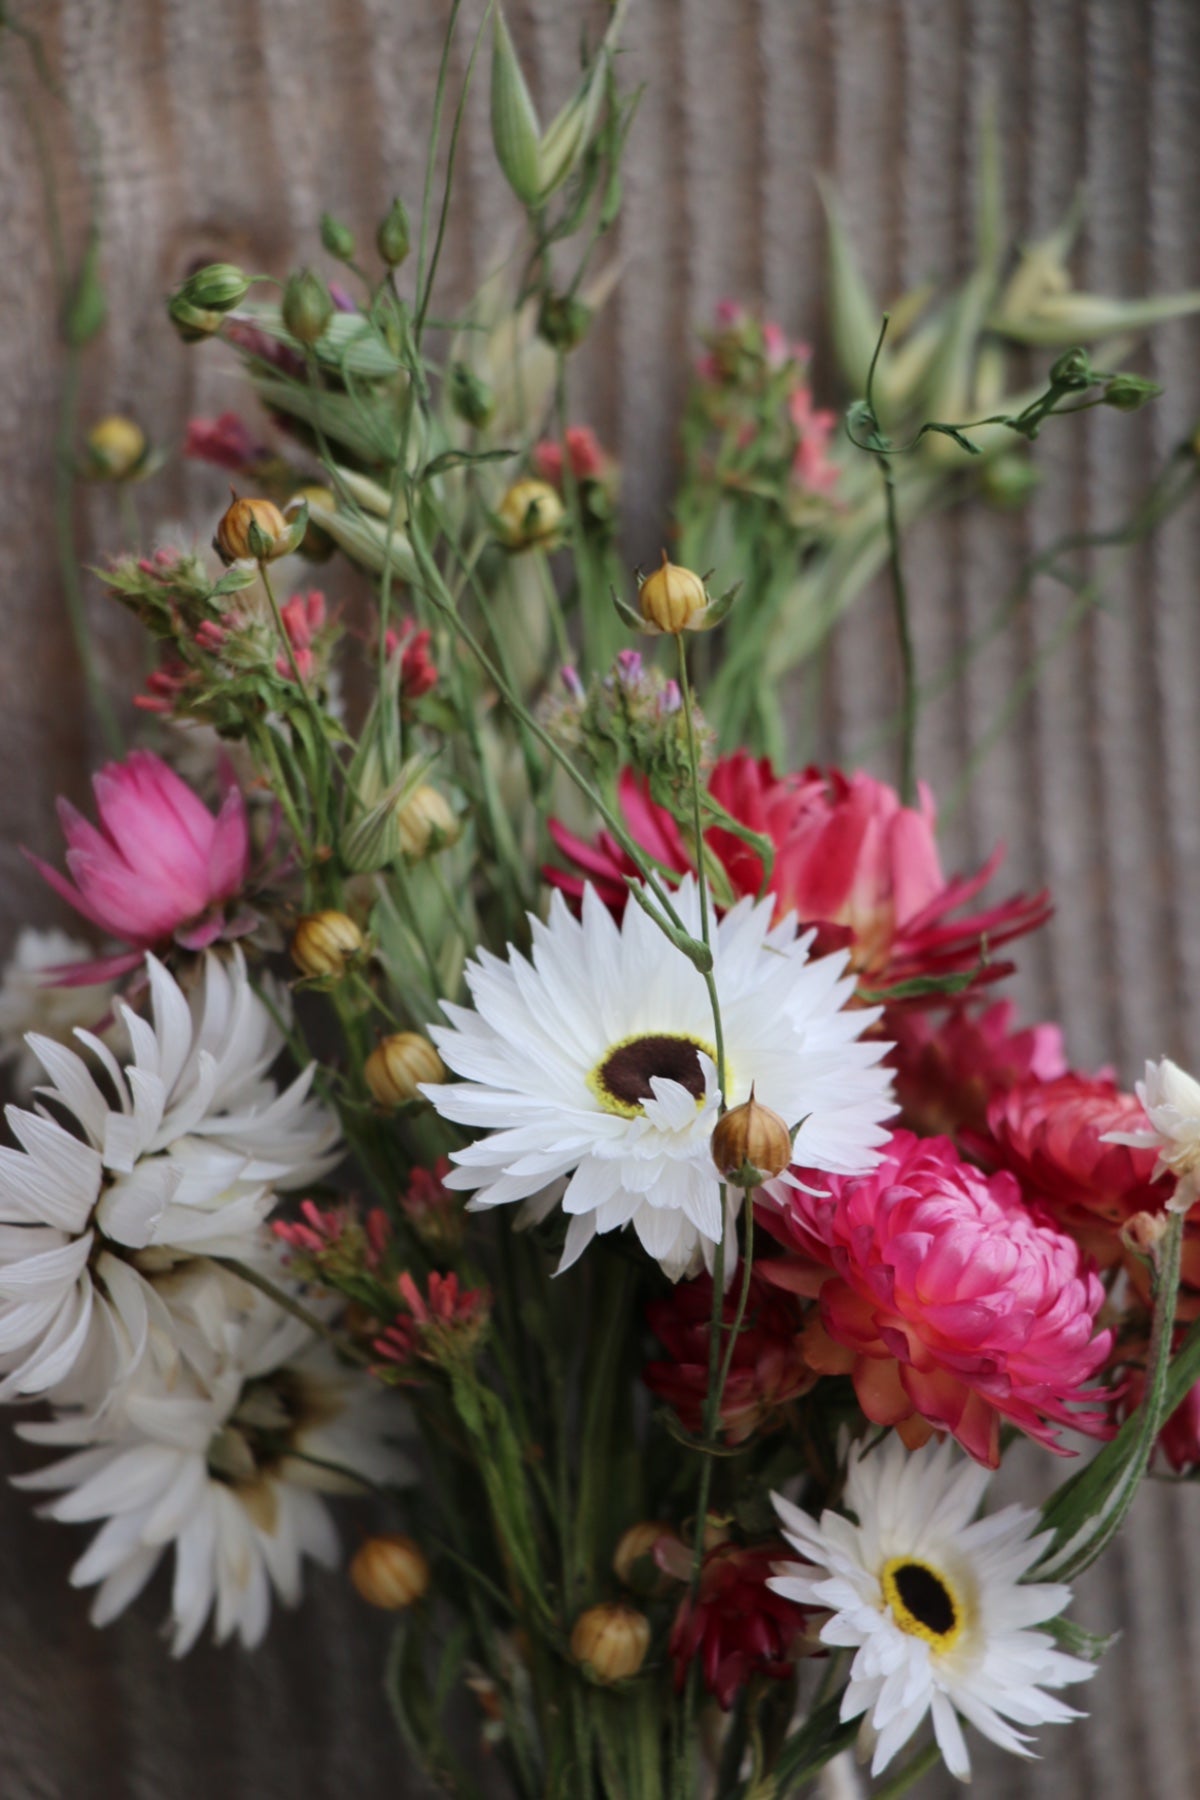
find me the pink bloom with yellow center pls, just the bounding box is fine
[757,1131,1112,1468]
[27,750,253,984]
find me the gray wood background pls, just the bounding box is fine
[2,0,1200,1794]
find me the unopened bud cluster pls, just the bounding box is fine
[365,1032,445,1108]
[290,910,364,981]
[570,1603,651,1684]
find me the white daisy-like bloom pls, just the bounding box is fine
[769,1434,1095,1782]
[0,928,117,1098]
[1104,1055,1200,1214]
[0,949,340,1404]
[16,1260,408,1656]
[423,879,894,1278]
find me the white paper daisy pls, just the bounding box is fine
[423,878,894,1278]
[16,1261,408,1656]
[0,949,340,1405]
[769,1433,1095,1781]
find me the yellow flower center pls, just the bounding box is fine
[588,1032,716,1120]
[880,1556,963,1650]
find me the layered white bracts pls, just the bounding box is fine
[423,880,896,1279]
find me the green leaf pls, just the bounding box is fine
[1034,1210,1186,1582]
[420,445,517,481]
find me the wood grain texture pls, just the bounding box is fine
[1,0,1199,1793]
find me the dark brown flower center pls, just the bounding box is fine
[886,1559,959,1640]
[591,1033,712,1117]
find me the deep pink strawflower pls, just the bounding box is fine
[184,411,269,474]
[275,590,327,683]
[643,1272,814,1444]
[533,425,609,489]
[548,755,1049,1002]
[891,1000,1068,1137]
[385,618,439,702]
[398,1157,463,1254]
[662,1540,810,1709]
[757,1130,1113,1467]
[975,1073,1164,1273]
[26,750,254,984]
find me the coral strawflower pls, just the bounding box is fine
[26,750,255,984]
[758,1131,1112,1467]
[549,757,1049,1004]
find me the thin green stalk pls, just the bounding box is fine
[873,1738,941,1798]
[221,1257,372,1366]
[413,0,464,337]
[414,2,490,344]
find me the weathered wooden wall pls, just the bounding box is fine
[1,0,1200,1794]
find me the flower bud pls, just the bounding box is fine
[537,291,592,351]
[86,415,147,481]
[448,362,496,429]
[177,263,252,313]
[613,1522,677,1596]
[320,212,357,263]
[365,1032,446,1107]
[290,910,364,980]
[490,9,543,207]
[1102,372,1162,413]
[637,556,708,634]
[214,493,291,564]
[396,785,460,860]
[168,293,224,342]
[377,196,411,267]
[349,1534,431,1610]
[494,478,564,551]
[710,1092,793,1187]
[282,268,334,346]
[570,1603,651,1684]
[1049,347,1093,391]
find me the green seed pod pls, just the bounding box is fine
[537,291,592,351]
[448,363,496,429]
[320,212,357,263]
[178,263,251,312]
[282,268,334,346]
[376,197,412,268]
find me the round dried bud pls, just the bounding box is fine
[570,1603,651,1684]
[494,478,565,551]
[710,1093,792,1187]
[178,263,252,312]
[214,493,290,564]
[537,291,592,351]
[365,1032,446,1108]
[396,785,460,861]
[349,1534,431,1610]
[282,268,334,346]
[612,1521,676,1594]
[638,556,708,634]
[86,415,146,481]
[290,910,364,980]
[377,196,412,267]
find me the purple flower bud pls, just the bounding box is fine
[329,281,359,315]
[616,649,643,685]
[658,679,682,716]
[561,665,585,700]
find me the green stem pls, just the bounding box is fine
[221,1257,373,1367]
[873,1738,942,1798]
[879,458,918,808]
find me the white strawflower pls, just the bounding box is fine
[0,949,340,1404]
[423,880,894,1278]
[1105,1055,1200,1213]
[16,1263,408,1656]
[769,1434,1094,1781]
[0,928,116,1097]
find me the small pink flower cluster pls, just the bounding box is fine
[373,1271,490,1376]
[384,617,439,702]
[276,589,327,683]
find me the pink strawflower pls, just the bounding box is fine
[891,1000,1067,1137]
[384,617,439,702]
[757,1130,1113,1467]
[643,1272,814,1444]
[373,1271,490,1375]
[275,590,327,684]
[976,1074,1165,1273]
[788,386,841,496]
[533,425,609,489]
[26,750,254,983]
[134,659,192,715]
[661,1539,810,1709]
[184,411,269,474]
[274,1198,391,1278]
[549,755,1049,1003]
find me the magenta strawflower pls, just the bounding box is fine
[660,1538,810,1709]
[27,749,255,983]
[758,1130,1113,1467]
